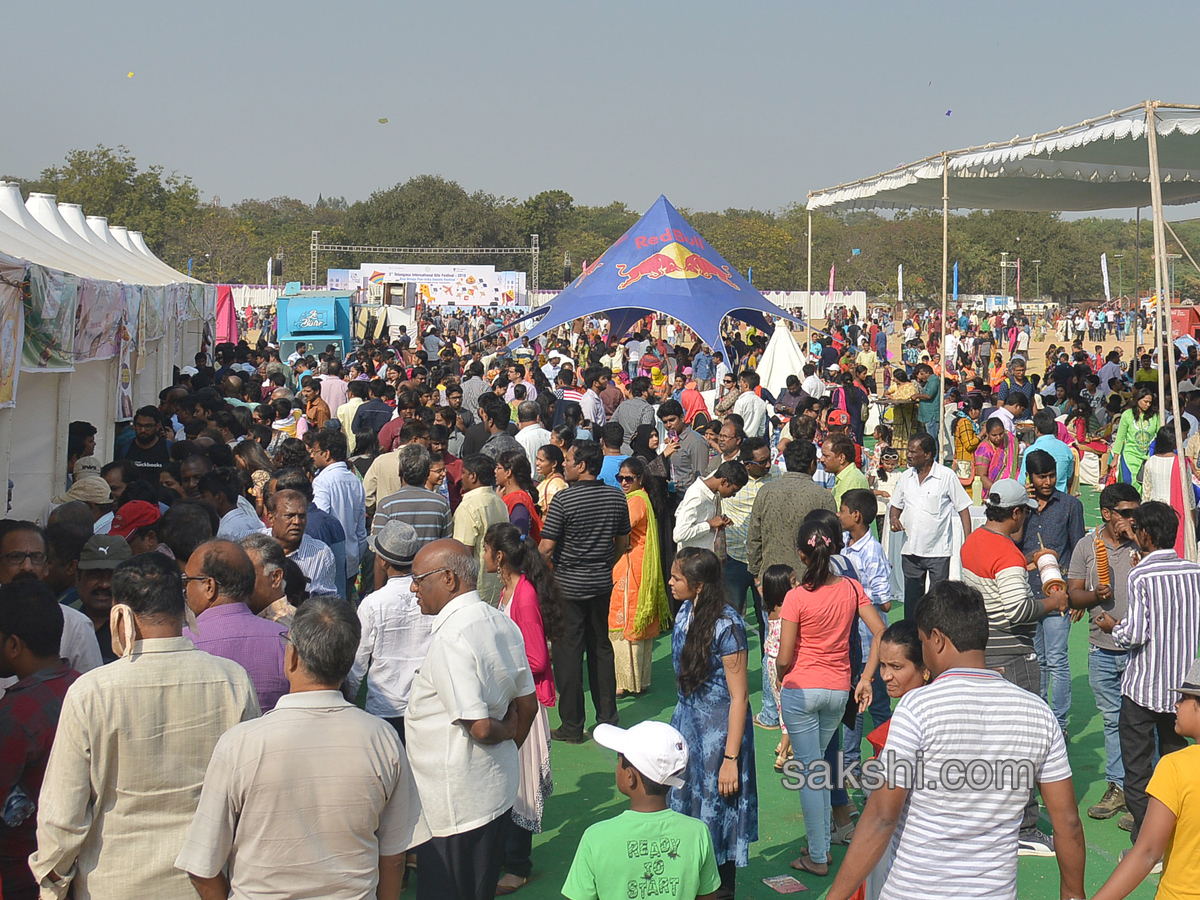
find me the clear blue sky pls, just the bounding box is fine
[6,0,1199,216]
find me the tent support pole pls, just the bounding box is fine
[1146,100,1195,560]
[1163,220,1200,279]
[807,212,813,321]
[939,153,949,436]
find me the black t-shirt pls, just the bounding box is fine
[121,437,172,476]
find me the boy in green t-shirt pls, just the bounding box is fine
[562,721,721,900]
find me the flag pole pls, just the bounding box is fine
[1146,100,1195,560]
[940,153,949,449]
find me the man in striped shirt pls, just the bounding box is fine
[1097,500,1200,845]
[371,445,453,591]
[828,581,1085,900]
[959,478,1069,855]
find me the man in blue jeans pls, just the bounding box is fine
[1017,450,1085,739]
[1066,482,1139,824]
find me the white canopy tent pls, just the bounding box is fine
[757,320,807,398]
[806,100,1200,558]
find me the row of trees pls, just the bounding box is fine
[9,145,1200,302]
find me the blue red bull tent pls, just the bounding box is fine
[509,195,802,363]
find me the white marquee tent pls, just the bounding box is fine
[0,180,212,519]
[806,100,1200,556]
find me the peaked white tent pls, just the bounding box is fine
[757,322,807,398]
[806,100,1200,557]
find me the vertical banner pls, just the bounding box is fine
[1016,258,1022,306]
[897,264,904,306]
[829,265,835,299]
[953,261,959,305]
[0,258,25,409]
[1101,253,1112,302]
[116,335,134,422]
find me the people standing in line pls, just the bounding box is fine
[776,520,884,877]
[887,433,973,621]
[539,440,630,743]
[31,553,260,900]
[1096,501,1200,849]
[1017,450,1086,739]
[175,596,430,900]
[404,539,538,900]
[483,523,560,895]
[667,548,757,899]
[1067,482,1139,825]
[825,581,1085,900]
[608,456,670,696]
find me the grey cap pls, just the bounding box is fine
[1180,657,1200,697]
[77,534,132,570]
[368,520,421,567]
[984,478,1038,510]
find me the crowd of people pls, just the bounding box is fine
[0,305,1198,900]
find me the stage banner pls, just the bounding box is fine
[23,265,77,372]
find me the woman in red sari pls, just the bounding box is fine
[494,448,543,542]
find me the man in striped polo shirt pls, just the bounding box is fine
[828,581,1085,900]
[370,445,453,591]
[959,478,1070,856]
[1097,500,1200,845]
[539,440,630,744]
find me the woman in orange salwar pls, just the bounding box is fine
[609,456,670,695]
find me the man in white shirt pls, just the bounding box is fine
[800,363,826,400]
[887,433,973,620]
[347,521,434,737]
[176,596,429,900]
[827,580,1085,900]
[199,469,264,541]
[514,401,552,463]
[579,365,608,427]
[310,430,367,582]
[673,462,748,552]
[405,539,537,900]
[732,371,770,440]
[1097,350,1125,396]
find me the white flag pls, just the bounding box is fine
[1101,253,1111,302]
[898,264,904,305]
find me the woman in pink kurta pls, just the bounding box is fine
[484,522,559,893]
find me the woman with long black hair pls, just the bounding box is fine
[483,522,560,895]
[667,547,757,898]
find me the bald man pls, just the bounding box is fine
[183,538,289,711]
[404,539,537,900]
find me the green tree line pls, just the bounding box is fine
[8,145,1200,302]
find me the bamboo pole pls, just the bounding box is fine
[940,153,949,447]
[1163,220,1200,278]
[1146,100,1196,560]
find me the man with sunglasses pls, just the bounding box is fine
[1067,482,1139,825]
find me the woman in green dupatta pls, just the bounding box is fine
[609,456,670,695]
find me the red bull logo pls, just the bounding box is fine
[615,242,740,291]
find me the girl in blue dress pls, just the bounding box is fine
[668,547,758,899]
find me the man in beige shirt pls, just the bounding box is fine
[176,596,430,900]
[451,455,508,606]
[30,553,260,900]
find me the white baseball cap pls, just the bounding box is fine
[593,721,688,788]
[180,365,199,376]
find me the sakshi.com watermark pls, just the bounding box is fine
[780,751,1037,792]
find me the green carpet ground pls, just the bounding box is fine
[515,484,1163,899]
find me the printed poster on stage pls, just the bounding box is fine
[23,265,78,372]
[0,259,25,409]
[73,279,125,362]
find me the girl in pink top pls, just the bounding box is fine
[484,522,559,893]
[775,519,886,877]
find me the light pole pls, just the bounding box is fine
[1114,253,1124,301]
[1031,260,1042,300]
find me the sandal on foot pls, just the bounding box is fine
[790,854,829,876]
[495,875,529,895]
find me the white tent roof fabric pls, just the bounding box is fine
[807,103,1200,213]
[756,322,807,398]
[0,181,195,285]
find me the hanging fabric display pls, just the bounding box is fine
[23,265,78,372]
[0,257,25,408]
[73,279,125,362]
